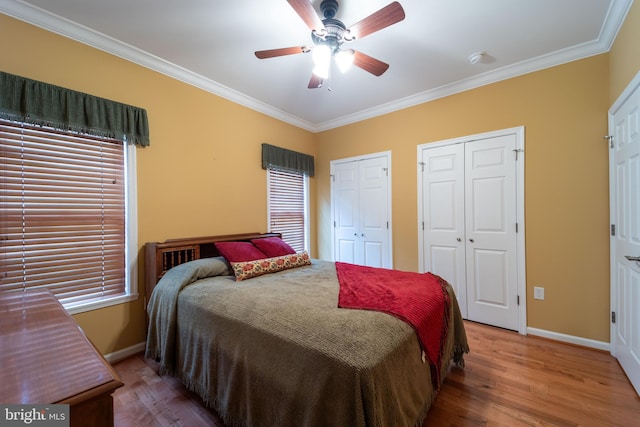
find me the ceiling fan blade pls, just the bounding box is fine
[287,0,326,32]
[348,1,405,40]
[308,73,324,89]
[353,51,389,76]
[255,46,307,59]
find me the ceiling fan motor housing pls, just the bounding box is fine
[313,18,347,51]
[320,0,339,19]
[313,1,350,52]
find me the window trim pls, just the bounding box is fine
[65,142,138,315]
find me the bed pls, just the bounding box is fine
[144,232,468,427]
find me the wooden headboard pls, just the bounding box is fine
[144,232,281,303]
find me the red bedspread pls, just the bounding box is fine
[336,262,451,387]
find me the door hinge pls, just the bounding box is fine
[418,161,425,172]
[387,221,389,229]
[517,295,520,305]
[333,221,336,228]
[516,222,519,233]
[611,224,615,236]
[604,135,614,148]
[612,311,616,324]
[383,167,388,176]
[513,148,523,160]
[330,174,335,182]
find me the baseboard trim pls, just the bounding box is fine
[527,327,610,352]
[104,341,146,363]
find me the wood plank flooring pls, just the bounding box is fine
[112,321,639,426]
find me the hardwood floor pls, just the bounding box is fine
[112,321,639,426]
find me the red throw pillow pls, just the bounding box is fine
[251,237,296,257]
[215,241,267,263]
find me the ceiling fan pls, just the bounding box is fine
[254,0,405,89]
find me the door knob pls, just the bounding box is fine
[457,237,462,242]
[625,255,640,262]
[469,238,474,243]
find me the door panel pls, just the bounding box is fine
[466,135,518,330]
[473,249,509,305]
[610,74,640,394]
[333,162,359,263]
[337,240,356,264]
[359,156,390,268]
[363,241,384,267]
[421,143,466,316]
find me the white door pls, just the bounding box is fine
[419,128,524,332]
[333,161,359,264]
[465,134,519,331]
[358,156,391,267]
[421,143,467,317]
[332,153,392,268]
[609,71,640,395]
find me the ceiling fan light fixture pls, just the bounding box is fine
[312,44,331,65]
[255,0,406,88]
[312,44,332,78]
[335,49,354,73]
[312,63,330,79]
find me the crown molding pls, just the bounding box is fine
[0,0,318,131]
[1,0,633,133]
[316,0,634,132]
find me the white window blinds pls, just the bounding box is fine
[267,168,307,253]
[0,119,126,307]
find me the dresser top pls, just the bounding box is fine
[0,289,123,404]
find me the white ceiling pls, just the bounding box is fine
[1,0,633,132]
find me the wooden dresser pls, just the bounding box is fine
[0,289,124,427]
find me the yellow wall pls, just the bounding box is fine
[315,56,611,342]
[610,0,640,102]
[2,0,639,352]
[1,14,316,355]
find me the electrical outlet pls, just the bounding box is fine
[534,286,545,300]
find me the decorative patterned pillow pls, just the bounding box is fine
[251,237,296,257]
[231,251,311,281]
[215,241,267,262]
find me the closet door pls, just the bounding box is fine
[419,130,522,331]
[358,156,390,267]
[421,143,467,317]
[465,135,519,331]
[333,161,360,264]
[332,153,392,268]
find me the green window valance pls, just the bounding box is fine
[0,71,150,146]
[262,143,315,177]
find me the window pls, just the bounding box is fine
[261,143,313,253]
[267,168,308,252]
[0,119,138,313]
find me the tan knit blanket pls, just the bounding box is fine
[146,258,468,427]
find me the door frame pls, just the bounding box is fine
[608,70,640,376]
[417,126,527,335]
[330,151,393,266]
